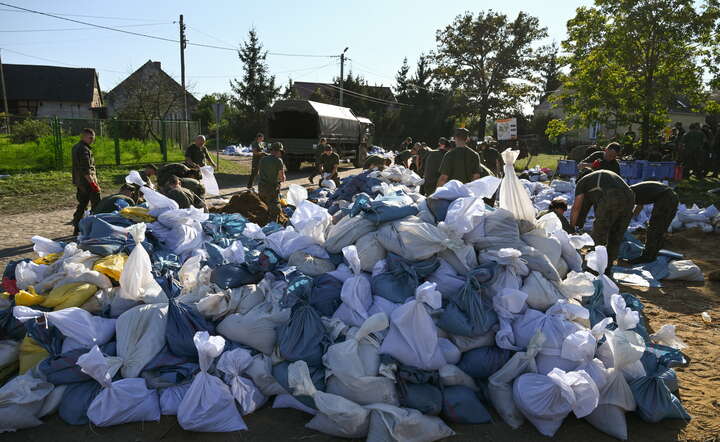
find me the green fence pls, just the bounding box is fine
[0,116,200,173]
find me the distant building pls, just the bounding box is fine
[1,63,104,118]
[105,60,198,120]
[291,81,397,108]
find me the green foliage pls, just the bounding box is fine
[433,10,549,136]
[545,119,571,141]
[561,0,720,147]
[9,119,52,144]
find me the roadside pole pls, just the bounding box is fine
[212,102,225,172]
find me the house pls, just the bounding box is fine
[534,88,707,144]
[0,64,104,118]
[291,81,397,108]
[105,60,198,120]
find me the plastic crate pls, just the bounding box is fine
[627,178,643,185]
[634,160,649,180]
[673,165,683,181]
[642,162,664,180]
[658,161,676,180]
[557,159,577,177]
[619,161,635,179]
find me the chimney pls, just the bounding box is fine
[152,61,161,70]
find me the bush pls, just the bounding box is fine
[10,119,53,144]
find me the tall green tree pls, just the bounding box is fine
[434,10,548,137]
[538,41,563,103]
[394,57,411,102]
[230,28,280,141]
[561,0,720,148]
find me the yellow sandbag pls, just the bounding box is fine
[40,282,98,310]
[19,336,48,374]
[93,253,128,281]
[14,286,45,306]
[120,206,156,223]
[32,252,62,265]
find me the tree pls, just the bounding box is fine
[230,28,280,141]
[308,87,332,104]
[561,0,720,149]
[434,10,548,137]
[394,57,411,102]
[281,78,298,100]
[538,41,563,103]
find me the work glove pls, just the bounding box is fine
[89,181,101,193]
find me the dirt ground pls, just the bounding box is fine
[1,166,719,442]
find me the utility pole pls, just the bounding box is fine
[179,15,188,121]
[339,47,348,107]
[0,49,9,134]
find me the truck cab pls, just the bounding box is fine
[267,99,371,171]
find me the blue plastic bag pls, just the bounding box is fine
[427,198,452,222]
[166,298,215,359]
[40,341,117,385]
[272,360,326,409]
[210,263,262,289]
[141,346,199,389]
[457,346,513,379]
[350,192,419,225]
[277,303,331,366]
[371,253,440,303]
[58,380,103,425]
[396,364,442,416]
[441,385,492,424]
[281,272,342,317]
[630,351,690,423]
[437,270,498,337]
[0,306,26,341]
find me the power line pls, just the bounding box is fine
[0,47,126,73]
[0,22,170,32]
[324,83,412,107]
[0,8,165,21]
[0,3,339,58]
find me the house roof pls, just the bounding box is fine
[106,60,198,105]
[292,81,396,103]
[1,64,100,103]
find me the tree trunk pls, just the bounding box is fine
[477,107,488,139]
[640,112,650,152]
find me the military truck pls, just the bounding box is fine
[267,99,373,171]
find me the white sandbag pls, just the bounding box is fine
[141,185,179,215]
[0,340,19,367]
[489,332,545,428]
[465,175,502,199]
[286,183,308,207]
[288,251,336,276]
[291,200,332,244]
[325,215,377,254]
[0,373,54,432]
[439,364,478,391]
[449,331,496,352]
[265,227,328,260]
[438,338,461,365]
[366,403,455,442]
[376,219,448,261]
[650,324,687,350]
[116,303,168,378]
[521,271,565,312]
[499,149,536,225]
[160,383,190,415]
[13,306,115,350]
[31,235,64,257]
[289,360,370,438]
[78,346,160,427]
[355,231,387,272]
[430,179,472,200]
[442,196,487,238]
[217,348,267,415]
[325,373,399,406]
[178,332,246,432]
[596,295,646,381]
[512,302,586,361]
[197,284,265,321]
[513,368,599,437]
[332,246,373,327]
[325,312,388,378]
[519,245,561,282]
[119,223,167,304]
[552,229,584,272]
[245,353,285,396]
[586,246,620,311]
[379,282,446,370]
[51,263,112,291]
[200,165,220,196]
[522,229,562,269]
[666,260,704,281]
[585,365,636,440]
[426,258,465,298]
[558,271,596,300]
[472,208,524,250]
[216,301,290,355]
[493,288,528,350]
[479,248,529,296]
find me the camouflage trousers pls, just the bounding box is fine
[258,186,281,224]
[643,190,679,259]
[591,188,635,270]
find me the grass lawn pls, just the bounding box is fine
[514,153,565,172]
[0,156,247,215]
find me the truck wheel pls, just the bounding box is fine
[286,158,301,172]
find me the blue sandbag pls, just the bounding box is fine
[26,320,64,357]
[630,351,690,423]
[210,263,262,289]
[204,242,227,268]
[277,303,331,366]
[457,346,513,379]
[371,253,440,303]
[427,198,452,222]
[350,192,419,225]
[441,385,492,424]
[282,272,342,317]
[202,213,248,247]
[58,380,102,425]
[245,248,281,274]
[0,306,26,341]
[40,341,117,385]
[398,382,443,415]
[141,346,198,389]
[585,279,607,327]
[437,270,498,337]
[166,298,215,359]
[272,360,326,409]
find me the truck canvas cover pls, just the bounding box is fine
[269,100,361,141]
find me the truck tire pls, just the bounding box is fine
[286,157,302,172]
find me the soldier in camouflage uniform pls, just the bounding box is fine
[628,181,679,263]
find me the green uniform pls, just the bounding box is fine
[438,146,487,184]
[165,186,205,210]
[93,194,135,214]
[185,143,212,167]
[575,170,634,268]
[630,181,679,259]
[71,141,100,231]
[395,149,412,167]
[482,147,502,176]
[248,141,266,188]
[582,151,621,175]
[180,177,205,198]
[682,129,706,177]
[422,149,445,195]
[158,163,191,188]
[363,155,385,169]
[257,155,285,222]
[319,152,340,173]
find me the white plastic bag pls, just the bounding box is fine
[379,282,446,370]
[650,324,687,350]
[216,302,290,355]
[119,223,167,304]
[666,260,704,281]
[498,149,536,225]
[13,306,115,350]
[286,183,308,207]
[216,348,267,415]
[365,403,455,442]
[31,236,64,257]
[177,332,247,432]
[493,288,529,350]
[291,200,332,244]
[141,185,179,215]
[200,165,220,196]
[332,246,373,327]
[78,346,160,427]
[0,373,54,432]
[521,271,564,311]
[597,295,646,381]
[116,303,168,378]
[355,231,387,272]
[125,170,146,187]
[289,360,370,438]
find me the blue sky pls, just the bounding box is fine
[0,0,591,98]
